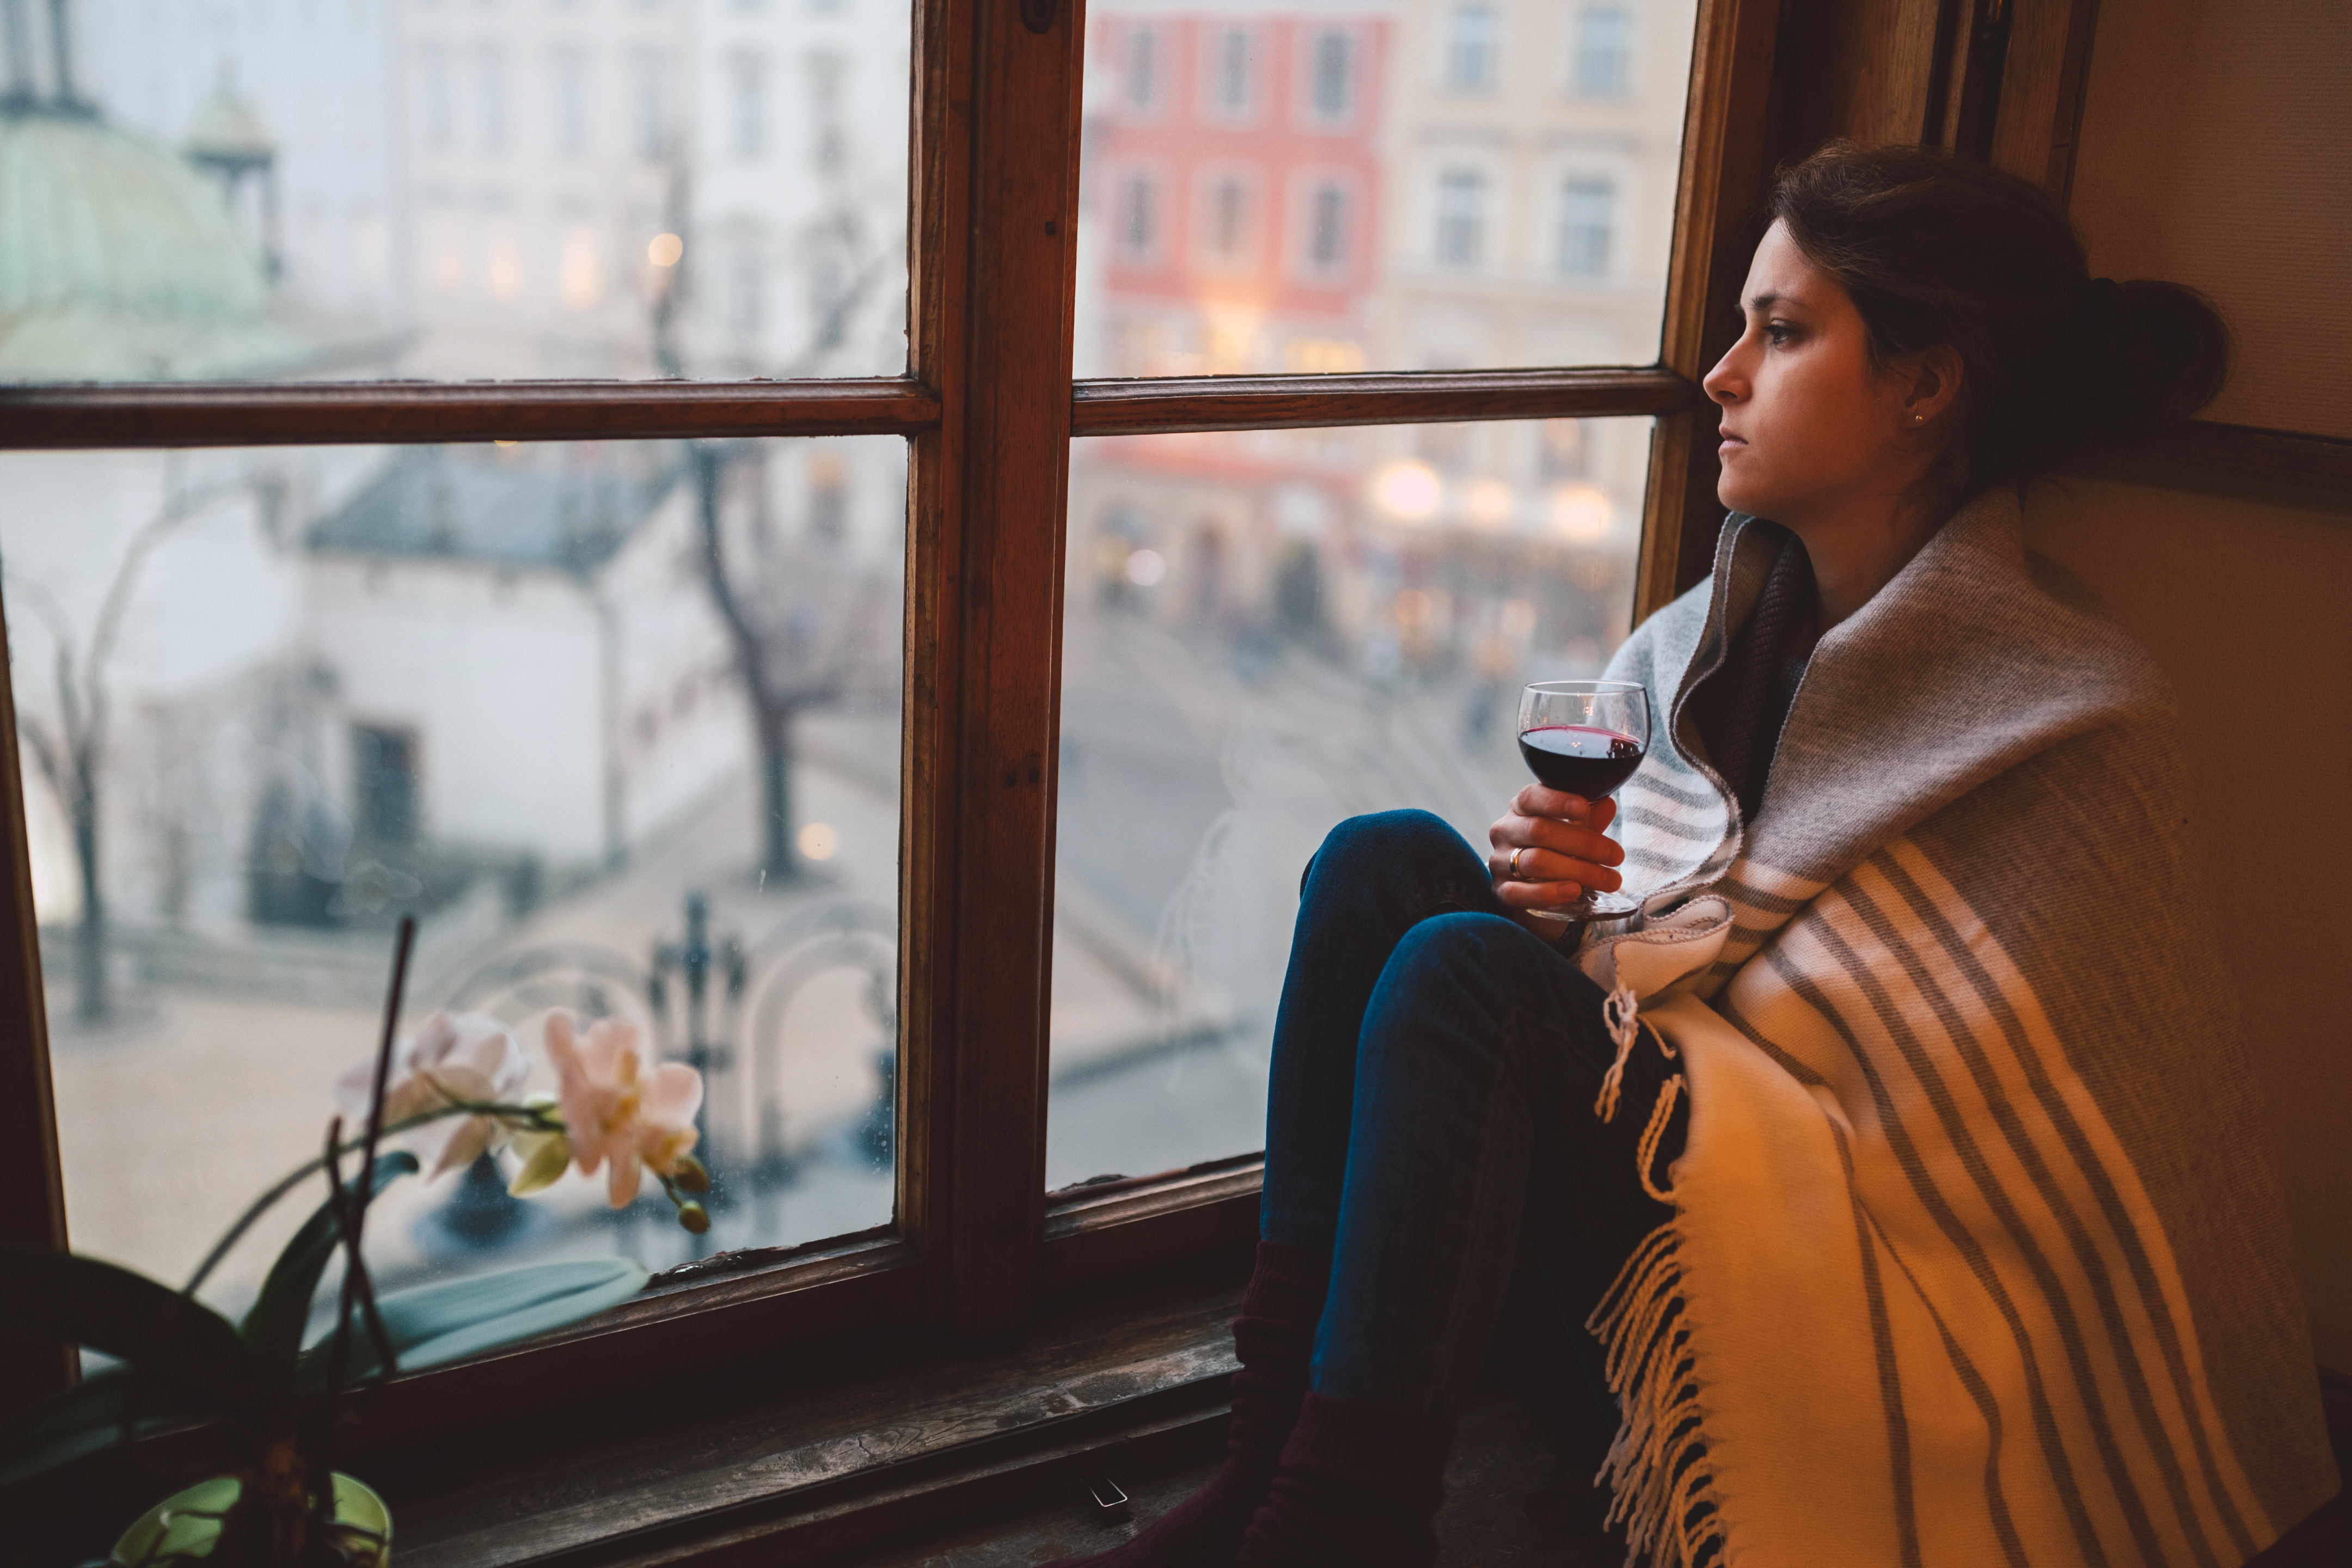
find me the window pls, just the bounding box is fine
[731,51,769,160]
[1302,179,1349,275]
[1117,170,1160,261]
[1202,171,1254,267]
[549,45,590,158]
[418,43,454,153]
[1124,25,1159,114]
[2,0,1728,1505]
[1435,166,1487,267]
[474,42,511,157]
[728,234,765,338]
[1205,26,1255,120]
[1557,175,1614,275]
[630,47,669,161]
[807,51,847,171]
[1575,5,1633,98]
[1446,4,1500,94]
[1306,29,1354,124]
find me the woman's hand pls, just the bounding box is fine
[1489,785,1624,935]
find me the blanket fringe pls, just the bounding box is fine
[1595,983,1642,1122]
[1589,1222,1725,1568]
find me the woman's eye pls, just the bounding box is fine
[1764,323,1794,346]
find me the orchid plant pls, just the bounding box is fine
[0,921,713,1568]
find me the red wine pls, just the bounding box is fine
[1518,725,1644,798]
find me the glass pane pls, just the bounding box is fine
[8,436,905,1333]
[1074,1,1696,377]
[1046,418,1653,1190]
[5,0,908,383]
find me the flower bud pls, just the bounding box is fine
[678,1201,710,1234]
[674,1155,712,1193]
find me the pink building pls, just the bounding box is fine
[1083,7,1390,380]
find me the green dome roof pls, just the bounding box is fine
[0,111,266,324]
[0,108,401,381]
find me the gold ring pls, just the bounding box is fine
[1508,847,1527,879]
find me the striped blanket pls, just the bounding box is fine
[1575,490,2338,1566]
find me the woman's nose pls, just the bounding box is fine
[1702,346,1744,405]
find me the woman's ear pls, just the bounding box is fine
[1895,346,1964,427]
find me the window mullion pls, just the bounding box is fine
[927,0,1090,1338]
[1637,0,1785,619]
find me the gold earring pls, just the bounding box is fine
[1914,414,1925,423]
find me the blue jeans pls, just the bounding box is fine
[1260,810,1688,1447]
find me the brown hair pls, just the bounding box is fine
[1769,143,2230,498]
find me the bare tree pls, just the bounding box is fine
[651,155,902,883]
[7,470,243,1021]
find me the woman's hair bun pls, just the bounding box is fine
[2084,277,2231,439]
[1770,143,2232,495]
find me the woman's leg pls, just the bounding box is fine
[1260,809,1503,1253]
[1045,810,1497,1568]
[1241,912,1688,1567]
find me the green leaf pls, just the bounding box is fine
[0,1245,258,1416]
[301,1258,647,1386]
[241,1150,419,1387]
[0,1367,207,1489]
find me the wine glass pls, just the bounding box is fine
[1515,679,1651,921]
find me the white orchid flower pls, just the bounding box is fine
[335,1011,530,1178]
[543,1012,703,1209]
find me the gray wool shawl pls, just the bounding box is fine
[1573,488,2338,1567]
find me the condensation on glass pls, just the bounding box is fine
[1045,418,1655,1191]
[1075,0,1696,378]
[4,435,906,1327]
[1,0,910,383]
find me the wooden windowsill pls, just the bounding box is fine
[14,1252,1254,1568]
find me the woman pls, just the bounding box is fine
[1053,144,2337,1568]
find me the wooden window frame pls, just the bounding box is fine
[0,0,1786,1429]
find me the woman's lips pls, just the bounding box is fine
[1718,428,1747,453]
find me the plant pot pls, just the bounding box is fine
[111,1472,391,1567]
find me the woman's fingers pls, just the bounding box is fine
[1487,795,1624,899]
[1489,846,1622,896]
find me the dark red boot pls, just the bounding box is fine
[1235,1393,1456,1568]
[1044,1242,1330,1568]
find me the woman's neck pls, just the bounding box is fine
[1783,491,1948,629]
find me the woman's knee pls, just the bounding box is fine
[1303,809,1474,896]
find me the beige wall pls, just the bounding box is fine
[2057,0,2352,1370]
[2069,0,2352,439]
[2023,479,2352,1370]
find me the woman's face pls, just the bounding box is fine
[1702,222,1926,528]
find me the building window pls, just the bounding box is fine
[1203,173,1252,265]
[1575,5,1632,98]
[808,52,847,171]
[630,48,669,161]
[1445,4,1500,95]
[731,52,769,160]
[1306,29,1353,124]
[1302,180,1347,274]
[1556,176,1614,276]
[728,236,764,338]
[549,46,590,158]
[418,44,453,153]
[1125,26,1159,114]
[1205,26,1254,120]
[1434,167,1486,267]
[474,44,510,157]
[1118,171,1159,260]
